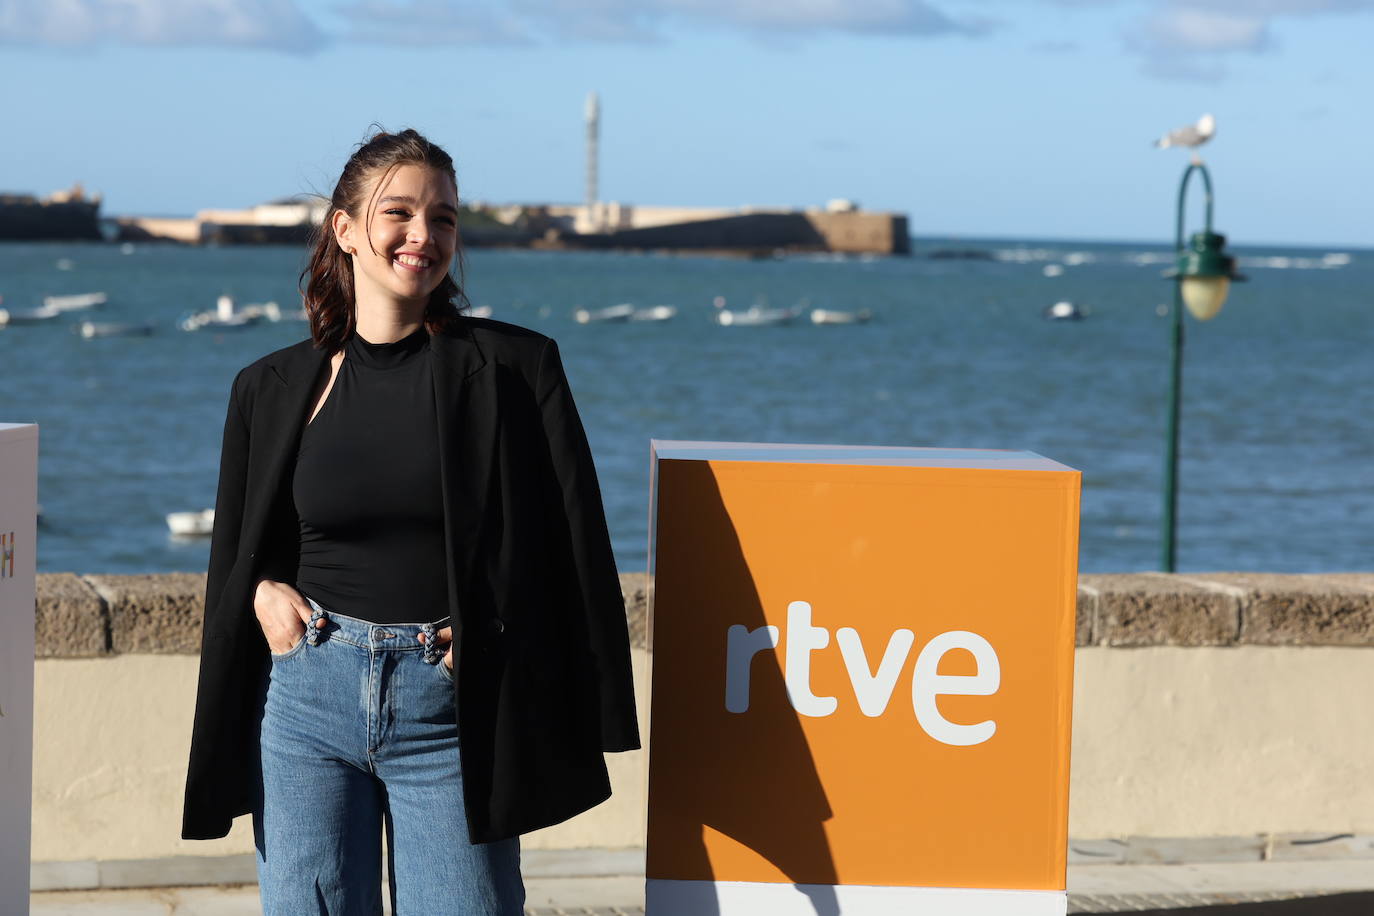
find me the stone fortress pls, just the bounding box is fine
[112,94,909,257]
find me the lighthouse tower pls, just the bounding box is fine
[584,91,600,232]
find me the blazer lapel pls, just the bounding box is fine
[431,325,498,629]
[240,342,329,573]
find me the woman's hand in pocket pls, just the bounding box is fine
[253,579,317,654]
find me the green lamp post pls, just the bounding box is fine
[1160,163,1244,572]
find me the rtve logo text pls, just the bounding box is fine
[726,601,1001,747]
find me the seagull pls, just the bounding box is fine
[1155,114,1216,162]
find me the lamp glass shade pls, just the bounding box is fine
[1181,275,1230,320]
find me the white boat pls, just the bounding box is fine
[180,312,259,332]
[574,303,635,324]
[630,305,676,322]
[716,306,798,327]
[167,509,215,537]
[78,321,154,339]
[469,305,494,319]
[274,306,309,322]
[1042,264,1065,278]
[1044,300,1085,321]
[712,295,797,328]
[0,306,62,326]
[810,308,872,325]
[179,295,265,332]
[238,301,285,322]
[44,292,108,312]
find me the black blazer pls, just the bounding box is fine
[182,318,640,844]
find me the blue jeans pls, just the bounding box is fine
[254,603,524,915]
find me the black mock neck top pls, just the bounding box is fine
[293,328,448,623]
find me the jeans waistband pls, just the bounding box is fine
[304,597,450,652]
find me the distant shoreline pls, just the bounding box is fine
[1,235,1365,254]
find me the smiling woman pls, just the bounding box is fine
[181,128,640,916]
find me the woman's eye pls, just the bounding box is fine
[384,208,410,217]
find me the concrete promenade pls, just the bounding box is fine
[29,852,1374,914]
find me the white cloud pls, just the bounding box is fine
[0,0,991,51]
[653,0,987,35]
[500,0,664,41]
[0,0,324,51]
[1134,6,1272,53]
[1185,0,1373,14]
[346,0,991,44]
[1123,0,1374,81]
[334,0,533,44]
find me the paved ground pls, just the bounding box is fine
[1068,860,1374,913]
[29,880,646,916]
[29,858,1374,914]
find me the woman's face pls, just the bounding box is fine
[334,163,460,309]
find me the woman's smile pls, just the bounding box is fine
[393,251,435,273]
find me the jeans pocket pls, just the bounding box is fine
[437,658,454,683]
[269,630,308,661]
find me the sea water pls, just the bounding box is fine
[1,239,1369,575]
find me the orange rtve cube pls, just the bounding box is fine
[646,441,1080,916]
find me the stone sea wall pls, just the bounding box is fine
[35,571,1374,659]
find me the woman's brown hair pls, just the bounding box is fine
[300,127,470,351]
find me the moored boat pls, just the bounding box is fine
[179,295,265,331]
[810,308,872,325]
[1044,300,1085,321]
[77,321,155,339]
[167,509,215,537]
[0,306,62,326]
[717,306,798,327]
[712,294,797,327]
[44,291,108,311]
[630,305,676,322]
[574,303,635,324]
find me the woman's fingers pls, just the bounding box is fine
[417,626,455,671]
[295,602,326,628]
[417,626,454,646]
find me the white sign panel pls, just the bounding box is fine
[0,423,38,910]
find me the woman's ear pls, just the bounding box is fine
[332,208,356,256]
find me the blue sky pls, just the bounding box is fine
[2,0,1371,246]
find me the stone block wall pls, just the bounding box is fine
[1075,572,1374,647]
[35,571,655,657]
[36,571,1374,659]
